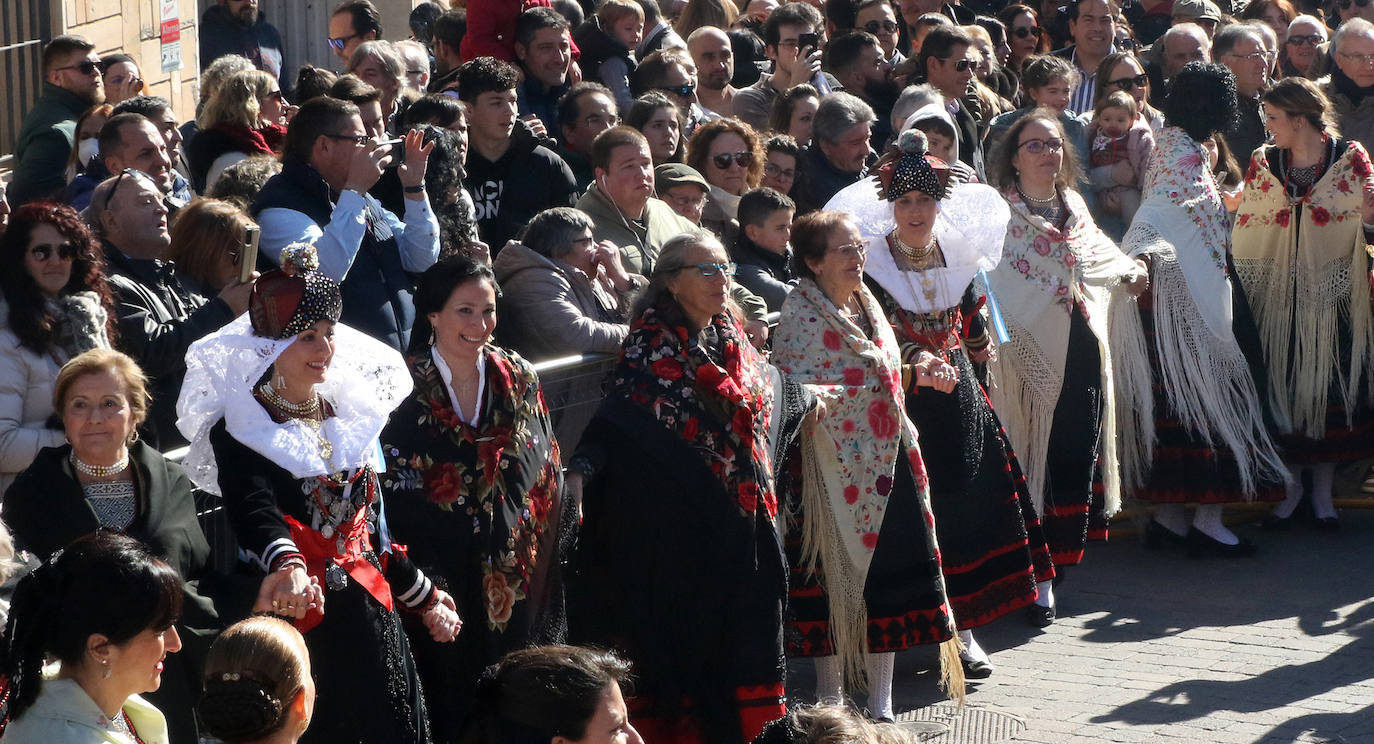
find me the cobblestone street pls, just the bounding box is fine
[791,509,1374,743]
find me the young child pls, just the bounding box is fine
[733,187,797,312]
[1088,90,1154,223]
[987,55,1089,168]
[573,0,644,112]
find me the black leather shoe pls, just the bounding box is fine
[1313,516,1340,531]
[1185,528,1258,558]
[961,656,994,679]
[1025,602,1055,628]
[1145,519,1187,549]
[1260,512,1296,530]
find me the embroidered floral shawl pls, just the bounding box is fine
[983,188,1149,516]
[772,278,947,682]
[1122,126,1286,496]
[381,344,562,634]
[609,306,778,521]
[1232,141,1374,437]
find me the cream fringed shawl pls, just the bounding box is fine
[772,278,957,691]
[1231,141,1374,438]
[1122,126,1287,497]
[982,188,1150,517]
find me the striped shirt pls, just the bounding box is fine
[1066,46,1116,115]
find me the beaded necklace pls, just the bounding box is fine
[71,450,130,478]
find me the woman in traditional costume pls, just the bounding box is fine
[771,210,959,721]
[982,111,1151,602]
[1232,76,1374,529]
[827,129,1054,670]
[567,230,803,744]
[177,246,461,744]
[1121,62,1289,556]
[380,256,569,742]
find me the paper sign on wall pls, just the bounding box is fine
[160,0,181,73]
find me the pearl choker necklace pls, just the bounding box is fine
[1016,184,1058,205]
[259,379,322,418]
[894,233,937,262]
[72,450,130,478]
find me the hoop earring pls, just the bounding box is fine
[127,430,139,444]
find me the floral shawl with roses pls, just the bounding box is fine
[983,188,1149,518]
[772,278,949,684]
[1232,139,1374,438]
[380,344,565,710]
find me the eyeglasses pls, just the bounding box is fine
[944,57,975,72]
[99,168,139,214]
[1018,137,1064,154]
[764,161,796,180]
[657,83,696,98]
[863,19,900,34]
[829,242,868,258]
[327,33,361,51]
[682,262,737,276]
[323,132,371,146]
[1012,26,1043,38]
[583,113,620,128]
[1109,73,1149,91]
[1339,0,1370,9]
[1280,34,1324,46]
[712,151,755,169]
[406,68,427,75]
[1224,51,1269,64]
[54,60,99,76]
[1341,51,1374,65]
[28,242,78,262]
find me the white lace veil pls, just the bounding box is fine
[176,314,414,495]
[825,177,1009,313]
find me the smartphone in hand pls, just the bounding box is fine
[239,224,261,284]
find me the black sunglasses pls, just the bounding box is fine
[863,19,900,33]
[949,58,974,72]
[99,168,140,213]
[55,60,99,75]
[29,242,78,262]
[1109,73,1149,91]
[658,83,696,98]
[1013,26,1043,38]
[323,132,371,146]
[327,32,361,50]
[712,151,755,169]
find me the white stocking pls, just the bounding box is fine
[958,629,989,664]
[1272,465,1306,518]
[1191,504,1238,544]
[865,652,895,720]
[1035,579,1055,608]
[814,655,843,705]
[1154,503,1189,535]
[1311,463,1337,519]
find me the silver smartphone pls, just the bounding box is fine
[239,224,260,284]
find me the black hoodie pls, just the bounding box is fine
[462,120,579,252]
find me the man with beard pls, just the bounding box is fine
[12,36,104,206]
[689,27,740,117]
[557,83,620,190]
[824,31,896,150]
[429,9,466,93]
[199,0,284,80]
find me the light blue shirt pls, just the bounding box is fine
[257,188,441,281]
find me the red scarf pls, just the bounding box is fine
[210,121,286,156]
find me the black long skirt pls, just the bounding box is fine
[1042,309,1106,566]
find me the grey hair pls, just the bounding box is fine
[349,40,406,84]
[812,91,877,145]
[1333,16,1374,55]
[520,207,595,258]
[1160,22,1211,54]
[891,84,944,132]
[631,228,726,319]
[1212,22,1264,59]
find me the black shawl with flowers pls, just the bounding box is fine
[568,305,790,744]
[379,344,566,740]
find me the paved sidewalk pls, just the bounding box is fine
[790,510,1374,743]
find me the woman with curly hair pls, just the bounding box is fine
[0,203,114,493]
[686,118,765,246]
[1121,62,1288,557]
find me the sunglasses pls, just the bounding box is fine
[323,132,372,146]
[863,19,900,34]
[29,242,78,262]
[1019,137,1064,154]
[99,168,140,213]
[712,151,755,169]
[658,83,696,98]
[1286,34,1325,45]
[764,161,796,180]
[1013,26,1043,38]
[1339,0,1371,8]
[1109,73,1149,91]
[683,262,737,277]
[55,60,99,76]
[327,33,361,50]
[944,57,975,72]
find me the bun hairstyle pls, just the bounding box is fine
[198,616,310,743]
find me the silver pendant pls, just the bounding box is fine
[325,563,348,591]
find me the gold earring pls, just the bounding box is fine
[127,430,139,444]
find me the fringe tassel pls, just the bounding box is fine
[985,323,1060,515]
[1109,281,1155,496]
[938,636,967,705]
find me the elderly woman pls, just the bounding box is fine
[1232,77,1374,530]
[197,616,315,744]
[1282,15,1328,79]
[568,230,801,744]
[771,210,958,720]
[1121,63,1288,556]
[187,69,288,192]
[493,207,641,361]
[768,84,821,147]
[178,247,460,744]
[379,256,569,741]
[0,204,114,493]
[627,92,685,164]
[686,119,765,247]
[349,41,406,133]
[983,111,1150,586]
[830,130,1054,656]
[3,349,216,743]
[168,197,257,297]
[0,532,182,744]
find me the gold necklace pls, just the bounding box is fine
[894,231,937,262]
[259,379,321,417]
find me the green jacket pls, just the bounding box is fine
[574,184,768,322]
[11,83,89,205]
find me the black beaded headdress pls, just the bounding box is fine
[874,129,951,202]
[249,243,343,340]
